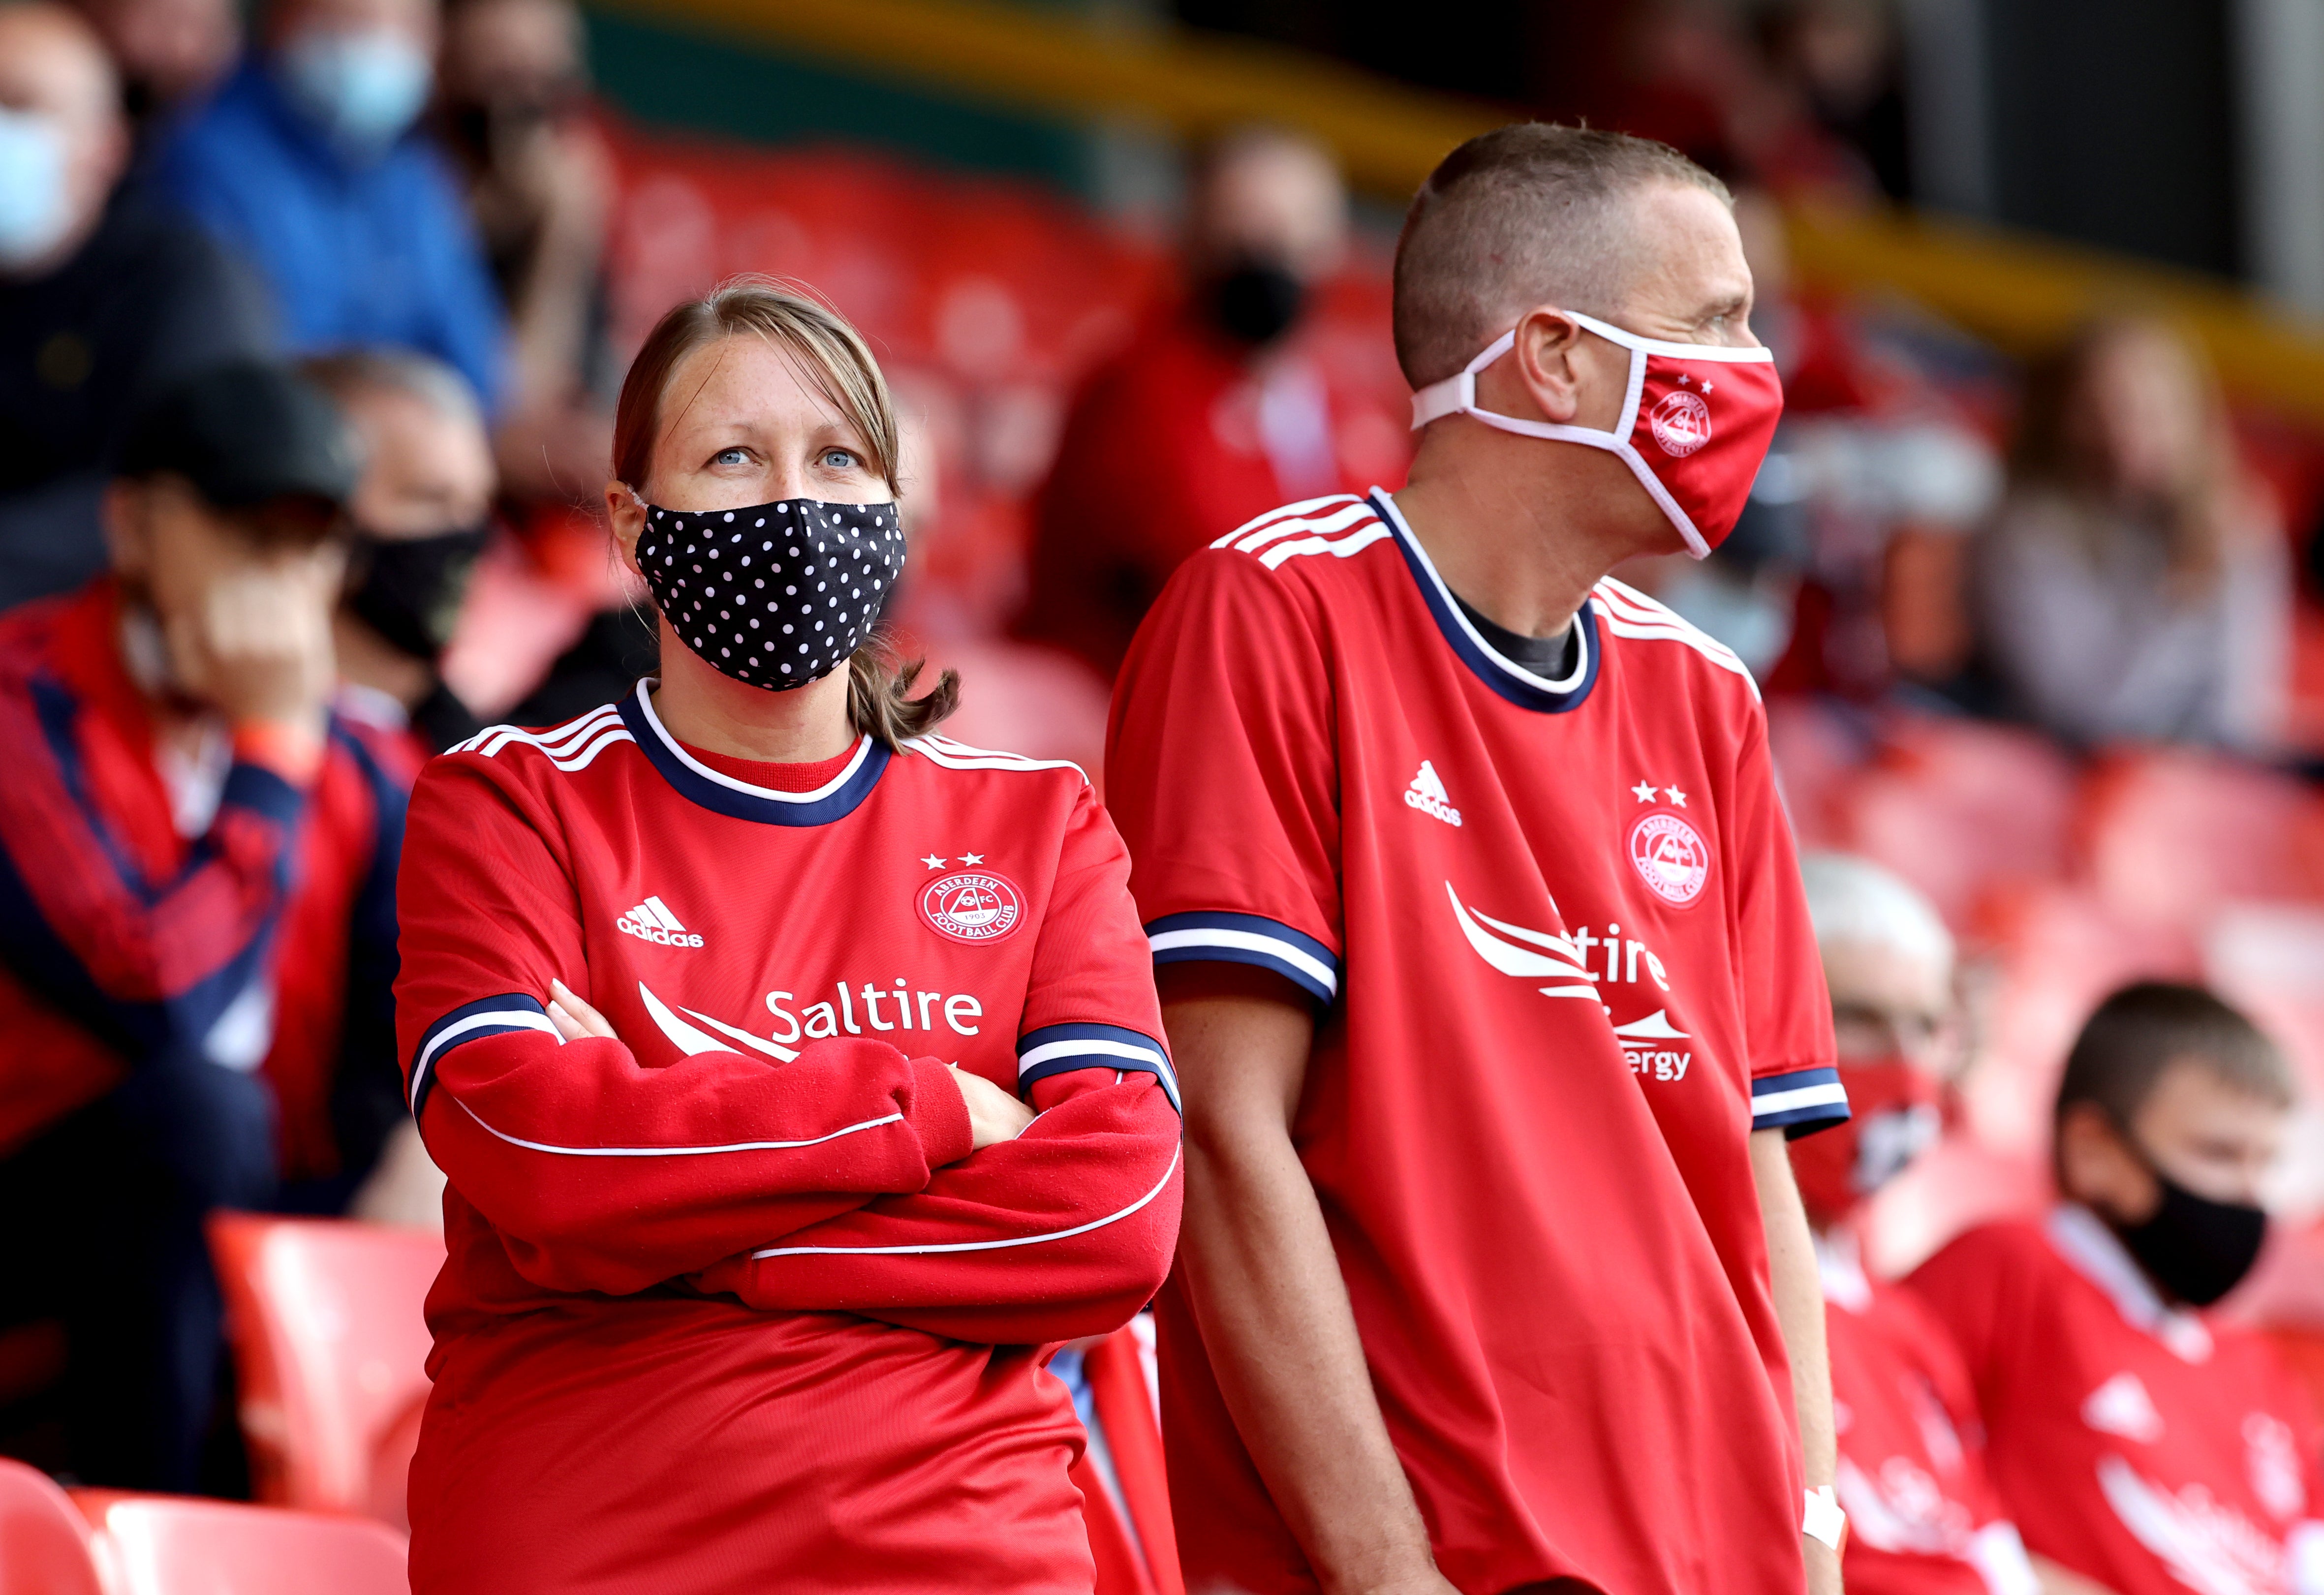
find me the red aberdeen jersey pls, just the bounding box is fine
[1106,491,1845,1595]
[394,683,1181,1595]
[1821,1235,2038,1595]
[1914,1210,2324,1595]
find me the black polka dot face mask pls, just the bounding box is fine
[632,497,905,692]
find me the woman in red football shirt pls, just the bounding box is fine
[395,280,1181,1593]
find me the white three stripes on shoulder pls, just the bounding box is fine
[1589,577,1756,691]
[457,705,636,770]
[1211,493,1363,550]
[902,734,1088,783]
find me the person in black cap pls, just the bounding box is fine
[0,357,416,1491]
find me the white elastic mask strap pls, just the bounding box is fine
[1406,319,1713,560]
[1409,326,1637,456]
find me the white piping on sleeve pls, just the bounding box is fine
[449,1096,906,1157]
[750,1144,1181,1258]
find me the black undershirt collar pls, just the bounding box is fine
[1452,592,1581,678]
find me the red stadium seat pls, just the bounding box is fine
[1963,885,2196,1157]
[1831,712,2079,929]
[912,638,1115,788]
[0,1458,105,1595]
[205,1214,444,1522]
[1085,1326,1183,1595]
[2081,748,2324,928]
[71,1491,405,1595]
[1765,694,1875,849]
[1074,1449,1157,1595]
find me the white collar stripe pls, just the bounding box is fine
[631,680,872,804]
[1371,490,1597,701]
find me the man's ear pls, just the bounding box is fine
[2057,1100,2160,1224]
[101,480,152,582]
[1499,306,1590,426]
[605,481,645,578]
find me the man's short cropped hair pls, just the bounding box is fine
[1798,852,1955,978]
[298,347,483,430]
[2055,980,2292,1132]
[1392,123,1730,389]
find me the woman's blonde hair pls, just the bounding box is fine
[613,276,959,746]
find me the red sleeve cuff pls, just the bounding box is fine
[908,1056,974,1168]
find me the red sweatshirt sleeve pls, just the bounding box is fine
[692,783,1182,1343]
[0,667,310,1069]
[395,752,974,1297]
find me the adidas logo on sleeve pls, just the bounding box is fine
[1404,761,1463,827]
[617,895,705,949]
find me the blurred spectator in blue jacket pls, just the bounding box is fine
[0,0,272,609]
[150,0,507,412]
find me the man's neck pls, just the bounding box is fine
[1390,429,1667,640]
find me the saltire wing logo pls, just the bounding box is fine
[638,982,800,1062]
[1444,882,1599,999]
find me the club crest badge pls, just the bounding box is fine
[1648,388,1712,458]
[1628,811,1710,906]
[919,871,1024,944]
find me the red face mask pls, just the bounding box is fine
[1409,312,1786,557]
[1787,1058,1941,1226]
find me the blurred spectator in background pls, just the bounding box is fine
[0,1,271,611]
[151,0,508,413]
[1913,983,2324,1595]
[0,361,411,1489]
[69,0,237,140]
[1758,0,1910,201]
[434,0,611,499]
[1017,125,1353,679]
[301,349,492,754]
[1791,854,2045,1595]
[1974,318,2288,753]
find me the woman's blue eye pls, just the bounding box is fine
[821,449,858,469]
[713,448,749,466]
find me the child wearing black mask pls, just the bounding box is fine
[1912,982,2324,1595]
[301,349,495,755]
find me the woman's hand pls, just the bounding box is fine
[950,1064,1035,1151]
[547,979,619,1041]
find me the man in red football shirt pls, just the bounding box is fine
[1913,984,2324,1595]
[1790,854,2043,1595]
[1017,126,1360,679]
[1107,123,1846,1595]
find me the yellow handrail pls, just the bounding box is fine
[1786,206,2324,426]
[604,0,2324,425]
[593,0,1502,196]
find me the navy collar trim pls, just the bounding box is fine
[619,681,889,826]
[1368,489,1602,714]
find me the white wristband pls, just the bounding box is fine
[1803,1485,1847,1552]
